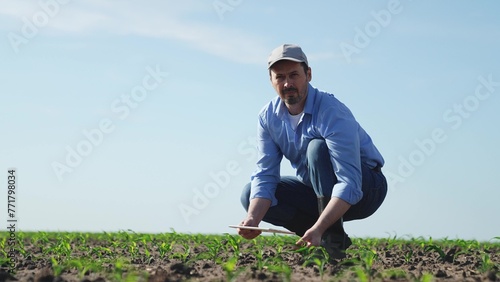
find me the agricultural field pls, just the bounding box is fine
[0,231,499,281]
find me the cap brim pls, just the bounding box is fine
[268,57,305,69]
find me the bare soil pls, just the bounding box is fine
[1,235,499,282]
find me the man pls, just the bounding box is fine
[238,44,388,259]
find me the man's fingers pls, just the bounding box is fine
[296,237,309,247]
[242,231,261,240]
[237,219,263,239]
[238,228,261,240]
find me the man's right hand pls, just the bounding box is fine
[238,198,272,239]
[237,218,262,240]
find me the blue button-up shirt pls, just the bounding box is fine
[250,84,384,206]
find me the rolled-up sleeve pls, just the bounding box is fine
[320,104,363,205]
[249,113,282,206]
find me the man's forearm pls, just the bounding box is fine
[246,198,272,225]
[311,197,351,234]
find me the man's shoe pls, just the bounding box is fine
[321,232,352,260]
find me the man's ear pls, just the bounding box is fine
[307,67,312,82]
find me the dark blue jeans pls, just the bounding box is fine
[240,139,387,236]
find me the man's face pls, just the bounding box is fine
[270,60,312,111]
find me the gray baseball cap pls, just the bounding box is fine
[267,44,308,69]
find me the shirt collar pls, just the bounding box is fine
[303,83,316,115]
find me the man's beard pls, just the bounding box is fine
[282,87,303,105]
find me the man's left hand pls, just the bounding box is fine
[296,227,322,247]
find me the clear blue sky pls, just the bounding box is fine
[1,1,499,241]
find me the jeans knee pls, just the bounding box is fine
[307,139,328,164]
[240,183,251,211]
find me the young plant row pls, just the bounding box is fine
[0,231,498,281]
